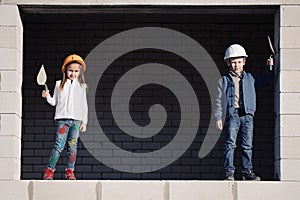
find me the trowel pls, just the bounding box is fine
[267,35,275,71]
[37,64,48,91]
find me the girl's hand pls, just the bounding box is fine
[80,123,87,133]
[42,90,49,98]
[216,120,223,130]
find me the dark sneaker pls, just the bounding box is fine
[65,168,76,180]
[43,168,54,180]
[242,171,261,181]
[224,171,235,181]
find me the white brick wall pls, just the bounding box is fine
[0,4,23,180]
[279,5,300,181]
[0,1,300,199]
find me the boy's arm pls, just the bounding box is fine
[215,78,224,130]
[215,78,224,121]
[253,58,274,87]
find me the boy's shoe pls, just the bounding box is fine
[65,168,76,180]
[224,171,235,181]
[242,171,261,181]
[43,168,54,180]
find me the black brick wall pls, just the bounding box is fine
[21,9,275,180]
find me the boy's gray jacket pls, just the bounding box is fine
[46,79,88,124]
[214,70,273,121]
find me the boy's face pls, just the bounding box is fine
[67,63,81,80]
[227,57,246,74]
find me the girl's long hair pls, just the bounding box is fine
[59,62,86,92]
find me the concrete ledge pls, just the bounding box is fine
[1,0,299,6]
[0,180,300,200]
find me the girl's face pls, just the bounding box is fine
[66,63,81,80]
[227,57,246,74]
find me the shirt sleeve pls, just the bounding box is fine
[46,81,59,106]
[82,84,88,124]
[215,77,224,121]
[253,67,274,87]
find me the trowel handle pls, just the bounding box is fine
[44,84,48,91]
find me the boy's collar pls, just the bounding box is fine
[229,70,244,79]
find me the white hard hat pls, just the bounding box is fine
[224,44,248,60]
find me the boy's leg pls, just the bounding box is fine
[240,114,260,180]
[240,115,254,172]
[224,113,240,178]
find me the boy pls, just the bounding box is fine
[215,44,273,181]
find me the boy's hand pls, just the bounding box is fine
[216,120,223,130]
[267,57,274,66]
[42,90,49,98]
[80,123,87,133]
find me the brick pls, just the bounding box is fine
[0,26,22,51]
[101,181,165,200]
[280,71,300,92]
[0,71,22,95]
[281,27,300,49]
[169,181,234,200]
[0,48,22,72]
[238,182,300,200]
[281,5,300,26]
[280,137,300,159]
[0,136,20,158]
[0,158,20,180]
[0,181,29,200]
[0,114,21,137]
[281,159,300,181]
[280,49,300,71]
[280,93,300,114]
[0,91,21,115]
[280,115,300,137]
[0,5,23,30]
[33,181,97,200]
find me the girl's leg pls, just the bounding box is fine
[47,120,70,170]
[66,120,81,170]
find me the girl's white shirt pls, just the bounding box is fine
[46,79,88,124]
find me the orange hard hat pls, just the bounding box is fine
[61,54,86,72]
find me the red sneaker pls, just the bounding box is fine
[43,168,54,180]
[65,168,76,180]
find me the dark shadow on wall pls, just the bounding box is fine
[21,7,275,180]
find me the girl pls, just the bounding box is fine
[42,54,88,180]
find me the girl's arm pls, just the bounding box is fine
[81,84,88,132]
[45,82,58,106]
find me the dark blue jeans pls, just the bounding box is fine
[224,109,254,174]
[47,119,81,170]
